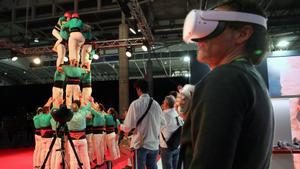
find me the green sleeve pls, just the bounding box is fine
[81,102,91,112]
[91,109,98,116]
[115,119,120,128]
[62,21,70,29]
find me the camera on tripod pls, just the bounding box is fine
[51,104,73,124]
[41,104,84,169]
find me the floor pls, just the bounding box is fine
[0,147,162,169]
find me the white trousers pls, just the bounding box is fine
[82,87,92,104]
[93,133,106,165]
[33,134,42,168]
[56,43,66,67]
[68,139,91,169]
[86,133,95,164]
[105,132,120,160]
[52,87,63,106]
[66,84,81,108]
[50,138,62,169]
[81,44,92,66]
[40,137,53,169]
[68,32,85,63]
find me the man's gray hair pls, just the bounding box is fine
[165,95,176,108]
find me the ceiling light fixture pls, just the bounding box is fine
[11,56,18,61]
[34,38,39,43]
[93,54,99,60]
[126,47,132,57]
[129,27,137,34]
[183,56,190,62]
[64,56,68,62]
[33,57,41,64]
[277,40,289,48]
[142,45,148,52]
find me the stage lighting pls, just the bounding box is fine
[11,56,18,61]
[64,56,68,62]
[184,73,190,77]
[277,40,289,48]
[51,104,73,123]
[33,57,41,64]
[183,56,190,62]
[126,48,132,57]
[142,45,148,52]
[34,38,39,43]
[93,54,99,60]
[129,27,137,34]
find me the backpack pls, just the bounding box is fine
[161,116,183,150]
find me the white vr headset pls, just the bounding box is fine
[183,10,267,43]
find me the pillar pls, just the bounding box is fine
[119,13,129,114]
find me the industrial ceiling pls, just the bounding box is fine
[0,0,299,85]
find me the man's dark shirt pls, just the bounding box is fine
[181,59,274,169]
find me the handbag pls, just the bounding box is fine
[161,116,183,150]
[130,98,153,149]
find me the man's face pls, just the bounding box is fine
[162,99,168,110]
[196,7,238,67]
[197,28,236,66]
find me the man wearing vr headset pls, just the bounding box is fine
[180,1,274,169]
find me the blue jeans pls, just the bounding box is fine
[136,147,159,169]
[160,147,180,169]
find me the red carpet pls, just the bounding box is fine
[0,147,130,169]
[0,147,34,169]
[0,147,161,169]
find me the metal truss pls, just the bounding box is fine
[0,37,145,56]
[129,0,154,45]
[94,37,145,49]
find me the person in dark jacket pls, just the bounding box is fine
[179,1,274,169]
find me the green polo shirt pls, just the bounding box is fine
[62,65,86,78]
[62,18,83,31]
[67,109,88,131]
[81,71,92,84]
[91,110,106,127]
[50,118,58,131]
[60,29,69,40]
[33,114,41,129]
[54,70,66,81]
[105,114,119,127]
[39,113,52,128]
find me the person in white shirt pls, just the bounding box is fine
[160,95,183,169]
[120,79,166,169]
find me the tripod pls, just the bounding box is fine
[41,123,83,169]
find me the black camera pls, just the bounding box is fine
[51,104,73,123]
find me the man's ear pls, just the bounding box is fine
[235,25,254,44]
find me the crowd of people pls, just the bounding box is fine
[31,0,275,169]
[32,79,185,169]
[32,96,121,169]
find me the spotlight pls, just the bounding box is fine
[142,45,148,52]
[126,48,132,57]
[277,40,289,48]
[138,29,141,32]
[184,73,190,77]
[33,57,41,64]
[183,56,190,62]
[129,27,137,34]
[93,54,99,60]
[11,56,18,61]
[64,56,68,62]
[34,38,39,43]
